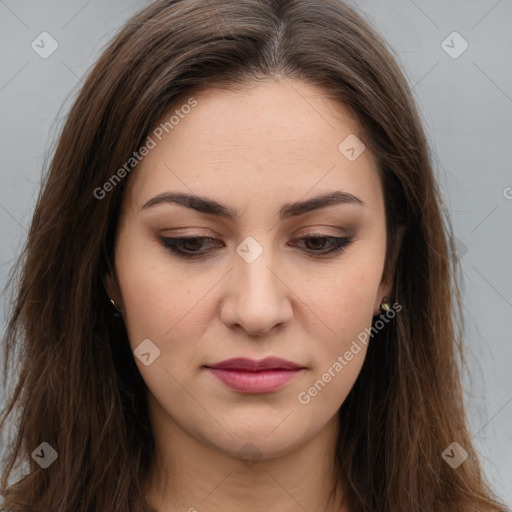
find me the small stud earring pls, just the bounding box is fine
[380,297,391,312]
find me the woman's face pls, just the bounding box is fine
[107,79,391,460]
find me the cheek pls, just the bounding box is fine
[113,230,207,352]
[293,266,378,413]
[298,346,367,415]
[299,247,385,355]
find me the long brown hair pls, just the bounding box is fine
[1,1,507,511]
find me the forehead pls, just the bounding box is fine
[158,79,363,153]
[122,79,383,214]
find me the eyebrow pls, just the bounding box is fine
[141,190,365,219]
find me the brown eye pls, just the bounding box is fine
[160,235,353,260]
[291,236,353,256]
[180,238,206,251]
[160,237,220,258]
[303,237,328,251]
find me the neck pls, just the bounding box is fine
[144,396,348,512]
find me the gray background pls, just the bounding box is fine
[0,0,510,506]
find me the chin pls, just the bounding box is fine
[202,419,317,462]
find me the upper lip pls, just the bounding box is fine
[205,357,304,371]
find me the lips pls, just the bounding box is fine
[204,357,305,393]
[206,357,303,371]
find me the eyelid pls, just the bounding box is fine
[158,227,351,245]
[159,232,353,260]
[161,226,348,237]
[161,228,215,237]
[299,228,347,238]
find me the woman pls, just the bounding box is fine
[0,0,508,511]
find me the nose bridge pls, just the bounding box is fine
[220,234,293,335]
[234,234,280,299]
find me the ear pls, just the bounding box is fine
[373,224,407,315]
[103,267,123,310]
[374,276,393,316]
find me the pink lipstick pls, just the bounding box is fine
[205,357,304,393]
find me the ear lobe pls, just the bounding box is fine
[374,278,393,315]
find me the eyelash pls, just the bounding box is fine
[160,234,353,259]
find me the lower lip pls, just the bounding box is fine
[206,368,302,393]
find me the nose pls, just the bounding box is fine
[219,244,294,337]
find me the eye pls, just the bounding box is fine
[160,236,219,258]
[290,235,353,256]
[160,235,353,259]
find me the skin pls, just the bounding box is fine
[106,77,393,512]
